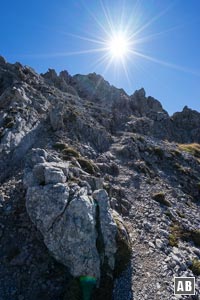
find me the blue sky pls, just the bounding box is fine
[0,0,199,115]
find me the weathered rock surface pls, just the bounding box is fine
[24,149,117,281]
[0,56,200,300]
[72,73,127,106]
[171,105,200,143]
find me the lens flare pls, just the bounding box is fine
[107,32,130,59]
[21,1,200,84]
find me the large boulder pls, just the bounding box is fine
[24,149,119,281]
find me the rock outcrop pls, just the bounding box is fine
[72,73,127,106]
[0,56,200,300]
[24,148,121,282]
[171,106,200,143]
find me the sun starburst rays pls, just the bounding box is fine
[107,32,130,59]
[59,0,182,80]
[19,1,200,82]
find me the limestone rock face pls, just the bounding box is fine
[28,184,101,279]
[171,106,200,143]
[130,88,168,117]
[72,72,127,106]
[42,69,77,95]
[24,149,117,280]
[0,59,51,181]
[50,103,64,131]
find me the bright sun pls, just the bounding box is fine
[39,1,194,85]
[107,32,130,59]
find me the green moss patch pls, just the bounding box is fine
[189,259,200,276]
[113,214,132,278]
[169,223,200,248]
[53,142,80,159]
[178,143,200,158]
[190,230,200,248]
[77,157,97,175]
[152,192,171,207]
[169,233,178,247]
[53,142,68,151]
[168,224,181,247]
[62,147,80,158]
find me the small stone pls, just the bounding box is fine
[159,229,169,238]
[156,283,161,289]
[143,221,152,231]
[149,242,155,248]
[165,256,171,262]
[172,247,179,255]
[171,253,180,265]
[155,239,164,249]
[174,295,182,299]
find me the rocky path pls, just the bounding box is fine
[111,132,200,300]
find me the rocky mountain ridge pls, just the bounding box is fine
[0,56,200,300]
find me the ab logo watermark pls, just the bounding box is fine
[174,277,195,295]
